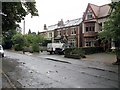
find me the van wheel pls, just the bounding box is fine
[50,52,52,54]
[54,51,57,54]
[2,54,4,57]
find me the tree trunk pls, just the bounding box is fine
[113,48,120,65]
[112,41,120,65]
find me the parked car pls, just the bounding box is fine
[47,43,66,54]
[0,45,4,57]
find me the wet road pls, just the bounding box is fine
[2,50,119,88]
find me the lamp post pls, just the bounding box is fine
[0,10,7,45]
[23,18,25,35]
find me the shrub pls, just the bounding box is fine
[32,43,39,52]
[64,48,85,59]
[14,44,23,51]
[64,47,104,59]
[81,47,104,55]
[23,46,33,53]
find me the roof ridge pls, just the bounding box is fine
[65,18,81,22]
[89,3,99,7]
[99,3,110,7]
[89,3,109,7]
[48,24,57,27]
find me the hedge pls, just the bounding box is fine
[14,44,23,51]
[64,48,86,59]
[81,47,104,55]
[23,46,33,53]
[64,47,104,59]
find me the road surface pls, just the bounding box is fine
[2,50,119,88]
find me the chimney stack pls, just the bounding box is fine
[44,24,47,30]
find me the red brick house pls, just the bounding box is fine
[82,3,111,47]
[54,18,82,48]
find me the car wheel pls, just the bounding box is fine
[2,54,4,57]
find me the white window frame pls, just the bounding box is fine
[57,29,61,36]
[85,41,94,47]
[71,27,76,35]
[71,39,76,47]
[87,11,93,20]
[49,32,52,38]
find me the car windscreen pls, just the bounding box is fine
[0,46,2,50]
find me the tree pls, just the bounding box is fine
[2,29,17,49]
[28,29,32,34]
[2,0,38,48]
[99,1,120,65]
[12,33,26,51]
[2,1,38,32]
[23,34,45,52]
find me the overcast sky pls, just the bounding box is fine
[20,0,111,34]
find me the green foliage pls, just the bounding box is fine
[2,1,38,49]
[23,34,45,52]
[14,44,23,51]
[64,48,86,59]
[64,47,104,59]
[42,40,52,46]
[11,32,46,52]
[24,34,45,46]
[81,47,104,54]
[12,33,25,51]
[23,46,33,53]
[12,33,25,45]
[28,29,32,34]
[2,29,17,49]
[2,1,38,32]
[35,34,45,44]
[24,34,34,45]
[32,43,39,52]
[99,2,120,43]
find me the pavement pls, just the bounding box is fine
[32,51,118,73]
[0,69,12,89]
[7,50,118,72]
[8,50,117,64]
[82,53,116,64]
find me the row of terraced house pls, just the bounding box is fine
[39,3,114,49]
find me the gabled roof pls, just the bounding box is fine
[89,3,100,17]
[98,4,111,18]
[83,3,111,20]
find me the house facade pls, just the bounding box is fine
[39,3,112,49]
[54,18,82,48]
[40,24,57,42]
[46,24,57,42]
[82,3,111,47]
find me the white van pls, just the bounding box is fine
[47,43,65,54]
[0,45,4,57]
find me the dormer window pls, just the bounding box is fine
[87,11,93,19]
